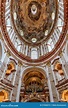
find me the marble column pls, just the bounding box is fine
[51,64,60,101]
[16,66,25,102]
[9,64,18,100]
[45,65,54,102]
[10,64,21,102]
[51,65,57,85]
[0,54,9,79]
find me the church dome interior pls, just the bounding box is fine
[0,0,68,102]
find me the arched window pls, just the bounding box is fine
[47,38,54,52]
[31,48,38,59]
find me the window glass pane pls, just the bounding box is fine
[31,48,38,59]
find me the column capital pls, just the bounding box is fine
[46,62,51,67]
[6,52,11,57]
[18,61,23,67]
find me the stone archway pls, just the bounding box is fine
[24,97,44,102]
[20,67,49,102]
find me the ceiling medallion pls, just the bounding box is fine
[12,0,56,45]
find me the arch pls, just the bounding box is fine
[31,48,38,59]
[20,67,48,102]
[22,67,46,81]
[24,97,44,102]
[22,67,47,88]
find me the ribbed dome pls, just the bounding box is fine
[0,0,68,65]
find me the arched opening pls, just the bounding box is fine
[20,68,49,102]
[23,71,45,93]
[31,48,38,59]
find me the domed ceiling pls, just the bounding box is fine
[0,0,68,65]
[12,0,56,45]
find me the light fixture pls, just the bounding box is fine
[32,38,37,43]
